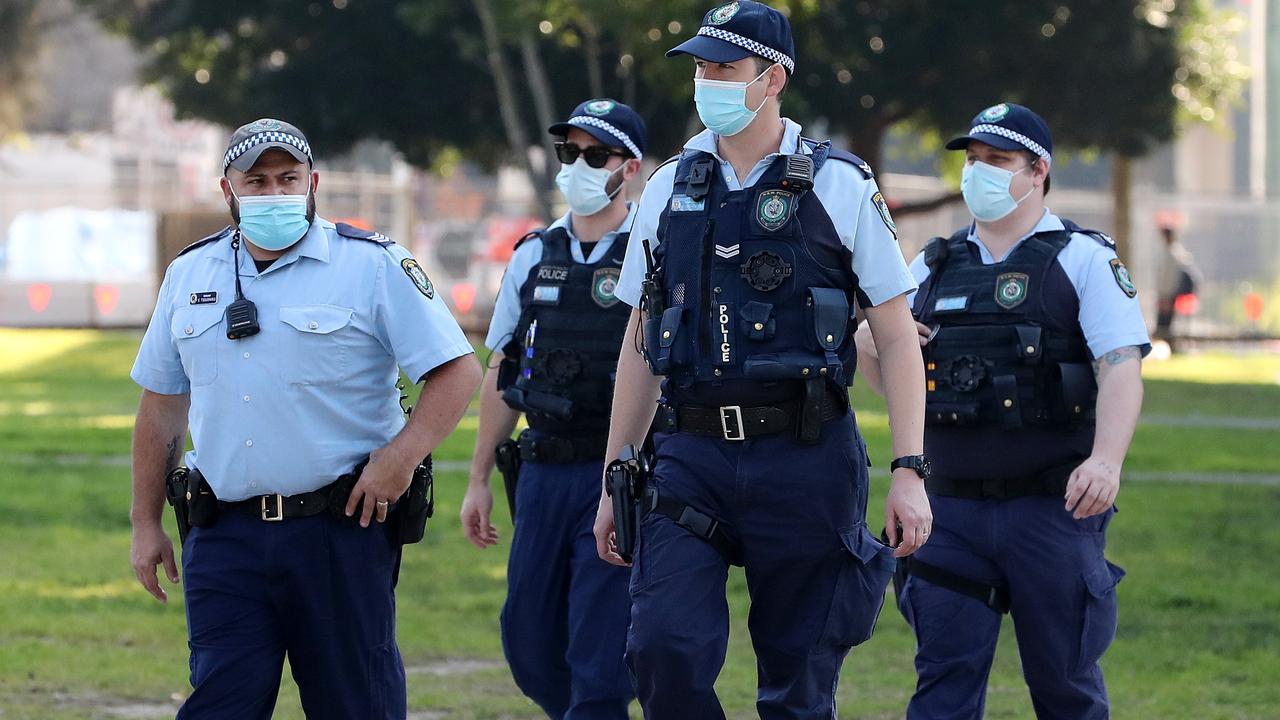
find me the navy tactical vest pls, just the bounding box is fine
[498,226,631,437]
[642,139,867,406]
[913,221,1104,483]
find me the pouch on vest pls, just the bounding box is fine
[644,305,686,375]
[808,287,850,384]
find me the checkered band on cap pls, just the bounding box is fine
[970,124,1051,160]
[696,26,795,73]
[567,116,643,159]
[222,131,313,172]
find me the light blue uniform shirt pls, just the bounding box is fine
[484,205,636,352]
[906,209,1150,358]
[616,118,915,309]
[131,218,474,500]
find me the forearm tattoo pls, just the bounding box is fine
[1092,345,1142,376]
[163,435,183,475]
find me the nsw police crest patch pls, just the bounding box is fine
[708,1,740,24]
[872,192,897,239]
[1110,258,1137,298]
[756,190,793,232]
[592,268,621,308]
[401,258,435,299]
[584,99,616,116]
[980,103,1010,122]
[995,272,1029,309]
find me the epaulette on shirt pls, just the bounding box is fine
[823,147,874,179]
[650,154,680,180]
[1061,219,1115,249]
[335,222,394,247]
[176,226,232,257]
[513,229,544,251]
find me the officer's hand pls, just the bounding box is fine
[915,322,935,347]
[884,470,933,557]
[460,483,499,549]
[593,494,629,567]
[131,523,179,604]
[1064,455,1120,519]
[346,446,415,528]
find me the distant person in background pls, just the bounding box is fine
[1155,225,1201,353]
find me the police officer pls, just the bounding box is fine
[591,3,933,717]
[128,118,481,719]
[855,103,1148,719]
[460,99,645,720]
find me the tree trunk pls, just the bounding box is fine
[520,32,559,196]
[469,0,554,222]
[1111,155,1134,268]
[582,24,604,99]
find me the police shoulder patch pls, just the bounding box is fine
[401,258,435,299]
[756,189,794,232]
[995,272,1029,309]
[592,267,621,308]
[1110,258,1137,298]
[872,192,897,240]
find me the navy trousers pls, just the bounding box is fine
[626,414,896,720]
[500,458,634,720]
[901,494,1124,720]
[177,510,405,720]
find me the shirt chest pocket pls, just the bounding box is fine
[278,305,356,385]
[170,306,224,387]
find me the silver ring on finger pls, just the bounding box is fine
[376,499,389,507]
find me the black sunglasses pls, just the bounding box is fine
[555,142,629,169]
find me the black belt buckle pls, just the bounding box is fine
[260,493,285,522]
[719,405,745,441]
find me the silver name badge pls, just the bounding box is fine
[934,295,969,313]
[670,194,706,213]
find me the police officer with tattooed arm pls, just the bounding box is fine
[128,118,480,719]
[856,103,1148,720]
[592,3,932,718]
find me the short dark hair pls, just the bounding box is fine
[751,56,787,98]
[1027,150,1051,195]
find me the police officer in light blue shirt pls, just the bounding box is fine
[592,3,933,717]
[463,99,645,720]
[128,118,481,719]
[856,103,1147,719]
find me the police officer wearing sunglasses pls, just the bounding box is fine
[463,99,646,719]
[856,103,1148,719]
[129,118,481,719]
[591,2,932,717]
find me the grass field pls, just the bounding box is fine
[1,329,1278,719]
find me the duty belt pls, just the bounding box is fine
[925,470,1071,501]
[219,485,339,522]
[658,390,846,441]
[517,429,609,464]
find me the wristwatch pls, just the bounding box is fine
[890,454,931,480]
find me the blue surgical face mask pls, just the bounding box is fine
[233,190,312,251]
[555,159,624,216]
[961,160,1035,222]
[694,64,774,137]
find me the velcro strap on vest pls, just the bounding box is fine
[644,487,743,566]
[903,555,1010,614]
[517,429,609,464]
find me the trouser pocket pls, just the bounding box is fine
[817,522,896,651]
[1076,559,1124,672]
